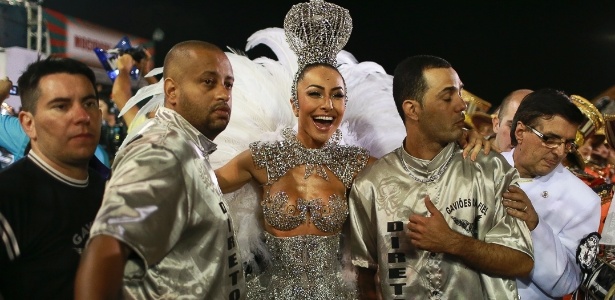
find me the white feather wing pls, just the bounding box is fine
[210,50,294,271]
[337,50,405,158]
[210,52,294,168]
[118,81,163,118]
[246,27,297,77]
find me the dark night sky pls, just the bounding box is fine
[42,0,615,110]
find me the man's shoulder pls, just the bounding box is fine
[470,149,510,164]
[366,149,399,168]
[0,158,32,184]
[111,124,209,178]
[87,167,107,191]
[549,165,599,197]
[123,120,173,147]
[0,160,41,207]
[118,121,193,160]
[457,149,514,172]
[355,149,401,182]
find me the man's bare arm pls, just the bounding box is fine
[357,267,378,300]
[74,235,132,300]
[446,231,533,277]
[0,77,11,101]
[407,197,533,277]
[111,54,140,126]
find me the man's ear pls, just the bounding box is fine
[492,116,500,133]
[19,111,36,140]
[164,78,178,107]
[514,121,525,144]
[402,99,421,121]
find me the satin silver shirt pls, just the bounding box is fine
[350,143,533,300]
[90,107,245,299]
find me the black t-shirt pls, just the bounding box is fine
[0,155,104,299]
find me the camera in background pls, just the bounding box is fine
[93,36,146,82]
[9,85,17,95]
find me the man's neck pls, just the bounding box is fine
[512,149,533,178]
[403,139,450,161]
[30,148,89,180]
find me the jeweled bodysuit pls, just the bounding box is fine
[246,128,369,299]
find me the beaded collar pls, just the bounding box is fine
[249,128,369,188]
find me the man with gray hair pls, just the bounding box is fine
[501,88,601,299]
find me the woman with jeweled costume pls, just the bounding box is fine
[214,1,366,298]
[217,66,366,299]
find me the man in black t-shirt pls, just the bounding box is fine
[0,58,104,299]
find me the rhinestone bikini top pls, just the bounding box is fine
[250,128,369,232]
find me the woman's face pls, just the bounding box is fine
[293,65,346,148]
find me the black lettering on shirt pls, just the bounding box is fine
[391,236,400,249]
[228,253,238,268]
[219,202,228,214]
[227,236,236,250]
[227,217,232,232]
[387,221,404,232]
[445,198,489,215]
[388,252,406,263]
[228,289,241,300]
[229,270,239,285]
[478,202,488,214]
[390,283,406,295]
[388,268,406,279]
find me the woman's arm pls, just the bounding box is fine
[215,150,258,194]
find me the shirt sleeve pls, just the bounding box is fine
[0,210,21,265]
[0,115,28,160]
[483,159,534,259]
[89,142,189,268]
[529,187,600,297]
[348,176,378,269]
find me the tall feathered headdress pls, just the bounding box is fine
[284,0,353,108]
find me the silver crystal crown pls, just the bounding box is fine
[284,0,353,107]
[284,0,352,69]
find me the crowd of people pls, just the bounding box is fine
[0,0,610,299]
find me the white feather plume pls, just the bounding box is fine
[246,27,298,77]
[144,67,163,78]
[211,52,294,166]
[210,50,295,272]
[118,80,163,118]
[132,94,163,126]
[337,50,405,158]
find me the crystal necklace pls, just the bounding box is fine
[398,149,455,183]
[283,127,342,181]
